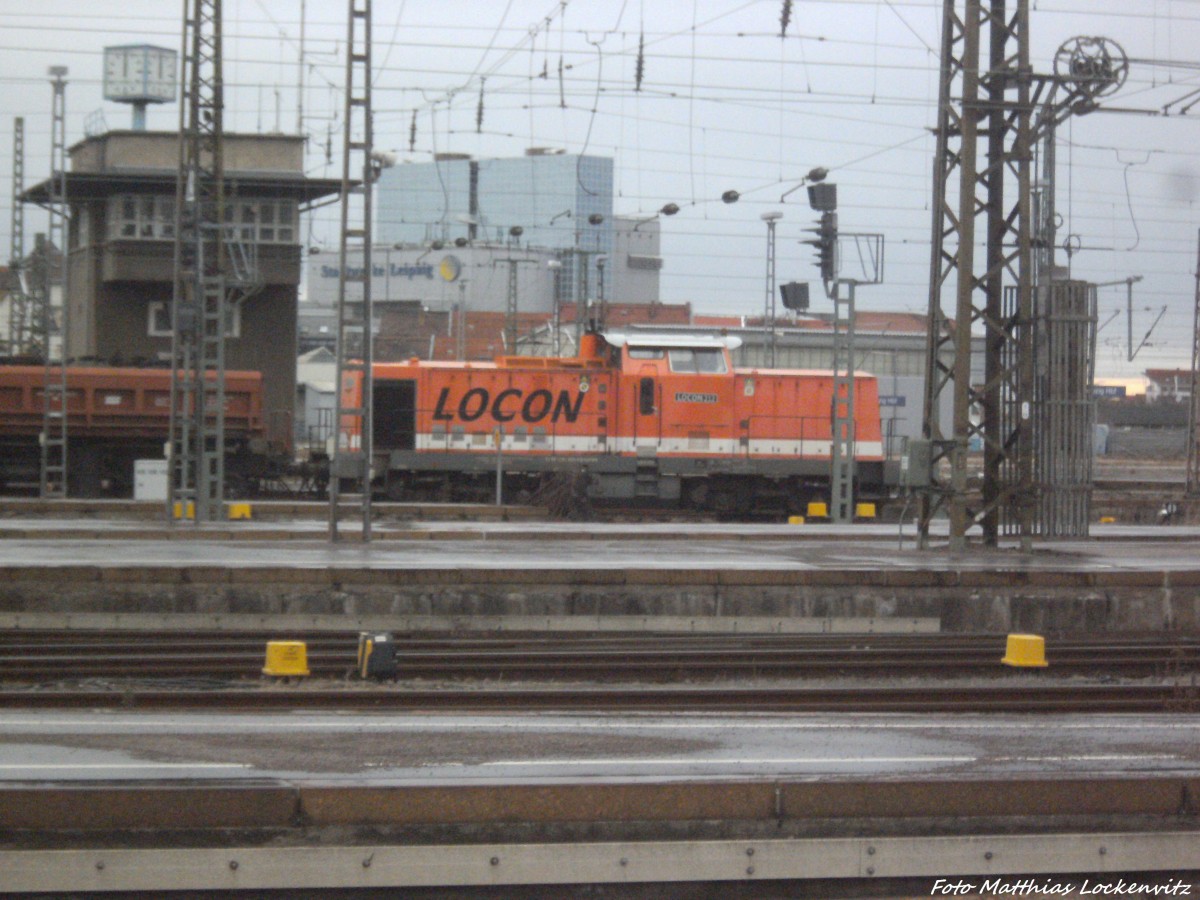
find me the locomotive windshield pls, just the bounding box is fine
[668,348,727,374]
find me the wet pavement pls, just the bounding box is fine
[1,709,1198,784]
[0,526,1198,572]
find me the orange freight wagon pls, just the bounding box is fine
[0,365,266,496]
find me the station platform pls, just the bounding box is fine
[2,506,1198,895]
[2,709,1198,895]
[1,509,1199,634]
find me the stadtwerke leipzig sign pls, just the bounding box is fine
[318,255,462,283]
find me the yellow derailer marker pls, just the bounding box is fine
[806,501,828,520]
[1001,633,1048,668]
[263,641,310,679]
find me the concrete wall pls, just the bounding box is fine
[0,566,1196,634]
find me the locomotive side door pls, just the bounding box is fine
[634,365,661,450]
[373,379,417,451]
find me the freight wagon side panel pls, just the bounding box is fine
[0,365,266,496]
[0,366,264,438]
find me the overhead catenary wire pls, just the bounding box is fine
[4,2,1200,365]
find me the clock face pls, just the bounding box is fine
[146,49,176,102]
[103,46,176,103]
[104,49,133,99]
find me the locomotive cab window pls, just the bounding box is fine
[628,347,665,360]
[668,348,727,374]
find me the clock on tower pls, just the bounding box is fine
[103,45,177,130]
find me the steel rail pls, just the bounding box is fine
[0,683,1195,713]
[0,632,1196,681]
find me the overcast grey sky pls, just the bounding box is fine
[2,0,1199,381]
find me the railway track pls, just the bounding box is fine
[0,682,1196,713]
[0,472,1190,521]
[3,631,1199,680]
[0,631,1197,681]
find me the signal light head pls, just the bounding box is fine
[800,212,837,282]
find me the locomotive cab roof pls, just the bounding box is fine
[601,331,743,351]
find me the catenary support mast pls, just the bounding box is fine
[40,68,69,499]
[169,0,228,524]
[328,0,375,541]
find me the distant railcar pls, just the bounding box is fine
[0,364,267,496]
[341,332,888,514]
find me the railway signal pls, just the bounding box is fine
[801,182,838,290]
[812,212,838,283]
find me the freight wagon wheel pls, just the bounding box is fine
[68,446,104,499]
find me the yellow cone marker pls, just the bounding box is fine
[1001,633,1048,668]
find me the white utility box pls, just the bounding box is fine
[134,459,169,501]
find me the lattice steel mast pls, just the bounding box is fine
[495,253,536,352]
[829,273,857,525]
[328,0,375,541]
[40,67,69,499]
[917,0,1033,550]
[918,0,1123,549]
[169,0,228,523]
[7,118,27,357]
[761,212,782,368]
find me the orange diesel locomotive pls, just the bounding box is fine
[350,331,886,514]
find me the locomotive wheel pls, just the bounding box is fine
[709,488,738,515]
[683,479,709,510]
